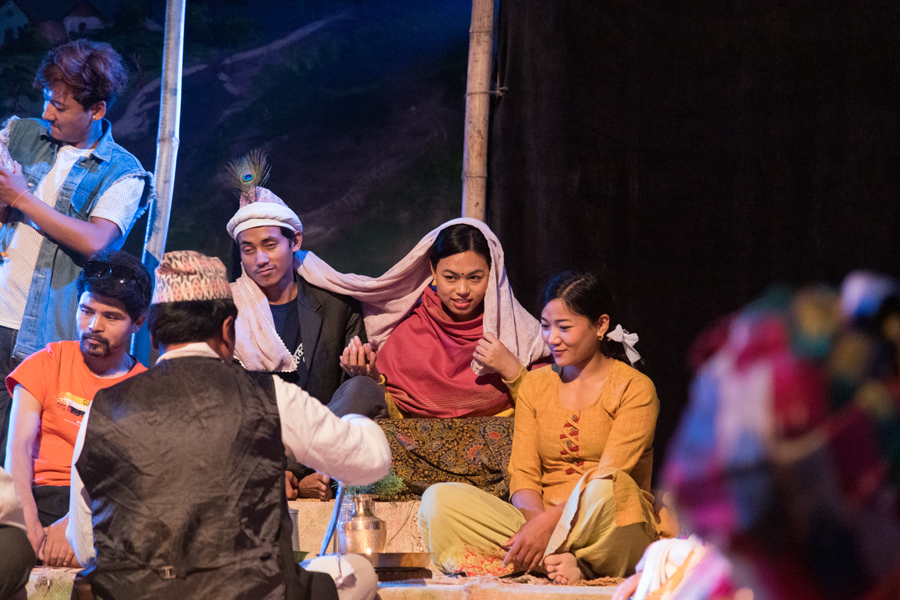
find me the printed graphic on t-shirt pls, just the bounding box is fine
[292,343,305,365]
[7,341,147,486]
[57,391,90,417]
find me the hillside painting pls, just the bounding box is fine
[1,0,472,277]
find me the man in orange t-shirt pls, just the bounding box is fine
[4,250,151,567]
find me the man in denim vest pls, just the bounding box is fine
[0,40,152,465]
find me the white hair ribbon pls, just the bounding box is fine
[606,324,641,365]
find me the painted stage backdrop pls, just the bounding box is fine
[0,0,470,276]
[8,0,900,472]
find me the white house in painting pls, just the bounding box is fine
[0,0,115,47]
[63,0,106,35]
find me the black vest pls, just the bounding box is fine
[77,356,337,600]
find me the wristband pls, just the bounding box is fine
[9,190,27,210]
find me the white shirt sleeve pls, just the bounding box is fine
[66,403,96,568]
[272,376,391,486]
[89,176,145,235]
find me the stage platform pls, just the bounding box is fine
[23,500,621,599]
[25,568,619,600]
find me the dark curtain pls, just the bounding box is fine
[488,1,900,475]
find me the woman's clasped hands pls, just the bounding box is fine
[341,331,523,383]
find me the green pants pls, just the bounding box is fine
[418,478,654,578]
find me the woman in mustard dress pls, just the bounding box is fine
[418,272,660,583]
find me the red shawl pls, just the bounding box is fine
[377,287,512,418]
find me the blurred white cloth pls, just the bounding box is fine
[303,554,377,600]
[632,536,704,600]
[0,467,26,531]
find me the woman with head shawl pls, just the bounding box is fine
[417,271,662,582]
[298,218,548,419]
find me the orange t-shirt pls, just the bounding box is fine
[6,341,146,487]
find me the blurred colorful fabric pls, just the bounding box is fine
[664,274,900,600]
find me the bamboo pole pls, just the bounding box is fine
[132,0,186,365]
[462,0,494,221]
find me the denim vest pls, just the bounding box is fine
[0,117,153,360]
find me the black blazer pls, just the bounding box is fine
[291,276,367,406]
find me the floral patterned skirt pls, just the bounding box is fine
[377,417,514,501]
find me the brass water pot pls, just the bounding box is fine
[338,494,387,555]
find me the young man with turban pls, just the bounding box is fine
[225,158,386,499]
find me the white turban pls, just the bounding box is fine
[225,187,303,240]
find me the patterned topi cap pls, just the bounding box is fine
[151,250,232,304]
[224,150,303,240]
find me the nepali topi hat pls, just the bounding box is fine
[151,250,232,304]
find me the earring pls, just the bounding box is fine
[431,276,437,286]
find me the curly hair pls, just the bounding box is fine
[35,40,128,109]
[77,250,153,322]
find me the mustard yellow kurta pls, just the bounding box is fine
[510,361,658,525]
[418,361,661,577]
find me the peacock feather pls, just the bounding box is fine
[227,149,271,197]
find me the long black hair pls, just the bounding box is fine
[429,224,492,270]
[544,271,642,368]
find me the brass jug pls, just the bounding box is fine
[338,494,387,555]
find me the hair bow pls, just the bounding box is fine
[607,324,641,365]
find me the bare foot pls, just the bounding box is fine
[544,552,582,584]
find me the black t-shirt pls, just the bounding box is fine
[270,301,301,358]
[270,300,305,385]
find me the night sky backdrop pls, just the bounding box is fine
[4,0,900,476]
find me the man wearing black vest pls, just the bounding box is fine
[65,251,387,600]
